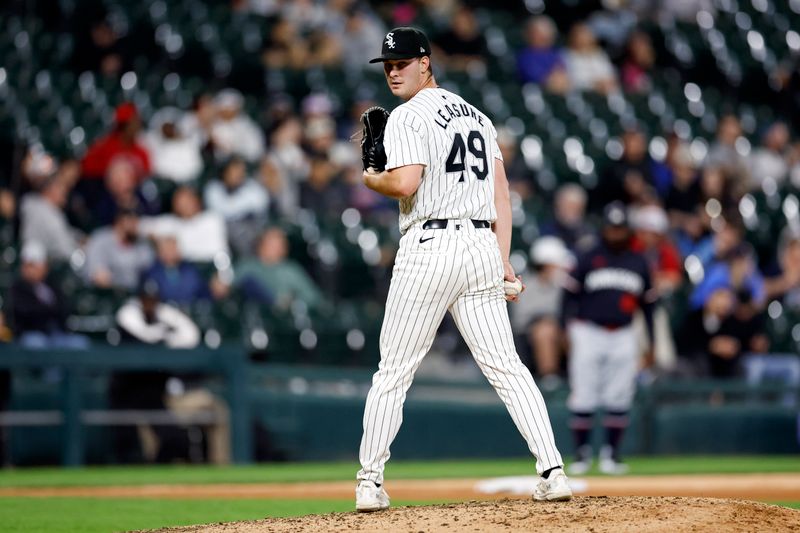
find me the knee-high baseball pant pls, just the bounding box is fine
[357,221,564,484]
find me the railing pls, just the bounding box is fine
[0,344,251,466]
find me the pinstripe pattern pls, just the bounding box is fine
[357,224,564,484]
[384,88,501,234]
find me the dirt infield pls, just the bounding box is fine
[3,473,799,501]
[142,497,800,532]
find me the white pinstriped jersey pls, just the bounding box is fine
[383,87,503,233]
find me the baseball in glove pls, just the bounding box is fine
[360,106,390,172]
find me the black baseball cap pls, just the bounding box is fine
[369,27,431,63]
[602,201,628,227]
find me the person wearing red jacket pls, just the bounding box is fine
[75,103,152,228]
[81,102,151,181]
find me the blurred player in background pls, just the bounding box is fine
[562,202,656,475]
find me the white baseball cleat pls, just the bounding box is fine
[356,480,390,512]
[533,468,573,501]
[598,445,629,475]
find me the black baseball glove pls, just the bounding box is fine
[360,106,390,172]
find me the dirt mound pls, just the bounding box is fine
[145,496,800,532]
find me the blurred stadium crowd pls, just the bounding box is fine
[2,0,800,382]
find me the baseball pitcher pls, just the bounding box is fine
[354,27,571,512]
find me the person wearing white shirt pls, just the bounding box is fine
[116,284,200,349]
[204,156,269,255]
[144,107,203,183]
[139,186,229,263]
[564,23,618,95]
[210,89,265,163]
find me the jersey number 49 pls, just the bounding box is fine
[446,130,488,183]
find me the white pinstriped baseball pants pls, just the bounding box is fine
[358,221,564,484]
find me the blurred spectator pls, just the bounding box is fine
[664,143,701,218]
[341,5,387,71]
[747,122,790,190]
[111,282,200,463]
[204,157,269,256]
[93,159,161,228]
[497,127,535,200]
[116,282,200,349]
[144,107,204,183]
[764,229,800,307]
[706,114,750,192]
[71,15,129,77]
[84,209,154,290]
[258,155,297,219]
[233,227,325,310]
[141,236,211,306]
[600,127,655,207]
[630,205,683,295]
[564,23,618,95]
[261,17,310,70]
[585,4,638,51]
[300,117,357,216]
[540,183,596,254]
[516,16,570,93]
[20,145,60,193]
[620,30,655,94]
[20,176,82,262]
[9,242,89,350]
[81,103,151,181]
[283,0,331,33]
[210,89,265,163]
[261,115,309,221]
[282,1,342,67]
[432,5,486,72]
[687,214,740,267]
[677,284,766,378]
[630,205,681,370]
[301,93,335,121]
[511,237,574,389]
[698,165,739,212]
[690,243,766,311]
[180,93,216,151]
[664,144,708,258]
[140,187,229,263]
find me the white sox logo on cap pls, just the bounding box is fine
[385,32,395,49]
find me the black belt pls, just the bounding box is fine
[422,219,491,230]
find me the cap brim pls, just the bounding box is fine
[368,52,425,63]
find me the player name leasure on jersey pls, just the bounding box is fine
[433,102,484,130]
[584,268,644,294]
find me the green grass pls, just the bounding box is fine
[1,457,798,532]
[0,456,798,488]
[0,497,442,533]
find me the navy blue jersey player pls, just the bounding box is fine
[561,201,656,475]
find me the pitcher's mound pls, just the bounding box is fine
[151,496,799,532]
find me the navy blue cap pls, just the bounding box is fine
[369,27,431,63]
